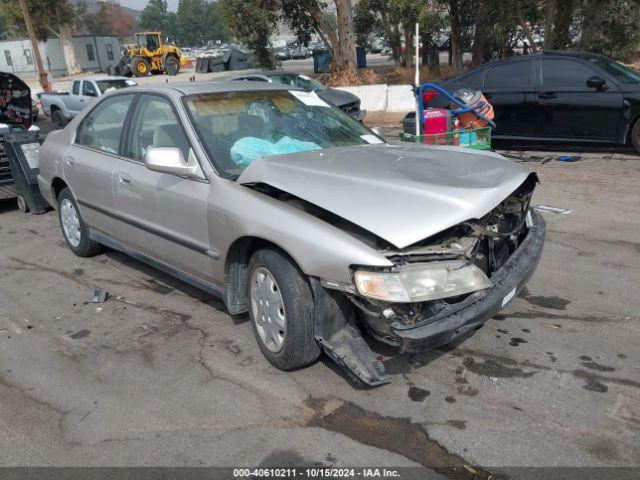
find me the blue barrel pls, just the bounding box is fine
[356,46,367,68]
[313,49,332,73]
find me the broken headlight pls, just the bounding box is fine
[354,261,492,303]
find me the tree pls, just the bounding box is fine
[1,0,81,74]
[444,0,474,73]
[368,0,402,66]
[103,2,135,39]
[419,3,445,76]
[280,0,357,72]
[354,0,376,46]
[579,0,640,61]
[139,0,174,32]
[176,0,229,46]
[78,1,135,39]
[220,0,277,68]
[388,0,421,67]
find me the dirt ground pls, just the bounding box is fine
[0,128,639,477]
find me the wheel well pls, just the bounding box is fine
[51,105,59,113]
[224,237,296,315]
[51,177,68,201]
[626,114,640,144]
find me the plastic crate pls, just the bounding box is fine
[400,126,492,150]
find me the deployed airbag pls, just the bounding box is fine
[231,136,320,167]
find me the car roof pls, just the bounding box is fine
[75,76,131,82]
[128,81,298,97]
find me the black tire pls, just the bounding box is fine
[131,56,151,77]
[57,187,102,257]
[165,56,180,76]
[631,118,640,153]
[52,109,67,129]
[248,248,321,371]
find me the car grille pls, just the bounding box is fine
[341,101,361,118]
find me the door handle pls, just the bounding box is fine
[538,91,557,99]
[64,156,75,167]
[117,172,132,185]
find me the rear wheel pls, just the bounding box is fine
[165,56,180,76]
[58,188,101,257]
[52,110,67,129]
[248,248,320,371]
[132,56,151,77]
[630,118,640,153]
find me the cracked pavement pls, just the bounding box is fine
[0,147,639,476]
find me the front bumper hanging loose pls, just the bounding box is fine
[312,211,545,386]
[390,211,545,354]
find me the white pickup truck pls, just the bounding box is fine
[40,76,136,128]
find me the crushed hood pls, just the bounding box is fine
[238,144,535,249]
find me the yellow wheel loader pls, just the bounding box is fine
[115,32,186,77]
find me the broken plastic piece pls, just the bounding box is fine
[91,288,109,303]
[534,205,572,215]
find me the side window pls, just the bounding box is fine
[484,61,531,88]
[72,81,80,95]
[82,81,97,97]
[542,59,596,88]
[106,43,114,61]
[126,95,190,162]
[86,44,95,62]
[76,94,134,154]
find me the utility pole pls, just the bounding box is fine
[17,0,50,91]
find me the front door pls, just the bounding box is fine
[113,93,215,284]
[65,93,134,234]
[533,58,624,141]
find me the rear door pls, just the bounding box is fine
[481,59,534,137]
[113,93,215,283]
[533,58,624,140]
[65,93,134,234]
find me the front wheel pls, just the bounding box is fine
[248,248,320,371]
[630,118,640,153]
[132,56,151,77]
[165,56,180,76]
[58,188,102,257]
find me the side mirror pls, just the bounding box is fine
[371,126,386,140]
[144,147,197,176]
[586,76,606,91]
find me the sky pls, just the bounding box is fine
[120,0,179,12]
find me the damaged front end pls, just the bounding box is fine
[311,174,545,386]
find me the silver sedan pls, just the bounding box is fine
[37,82,545,386]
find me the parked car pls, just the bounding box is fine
[405,51,640,152]
[229,71,366,121]
[274,46,290,61]
[288,44,309,59]
[38,82,544,385]
[41,76,137,128]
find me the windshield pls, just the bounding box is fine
[267,74,326,93]
[586,57,640,84]
[96,80,135,94]
[184,90,377,178]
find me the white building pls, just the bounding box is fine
[0,35,122,78]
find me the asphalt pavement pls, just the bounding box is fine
[0,120,639,477]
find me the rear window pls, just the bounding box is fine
[95,79,136,94]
